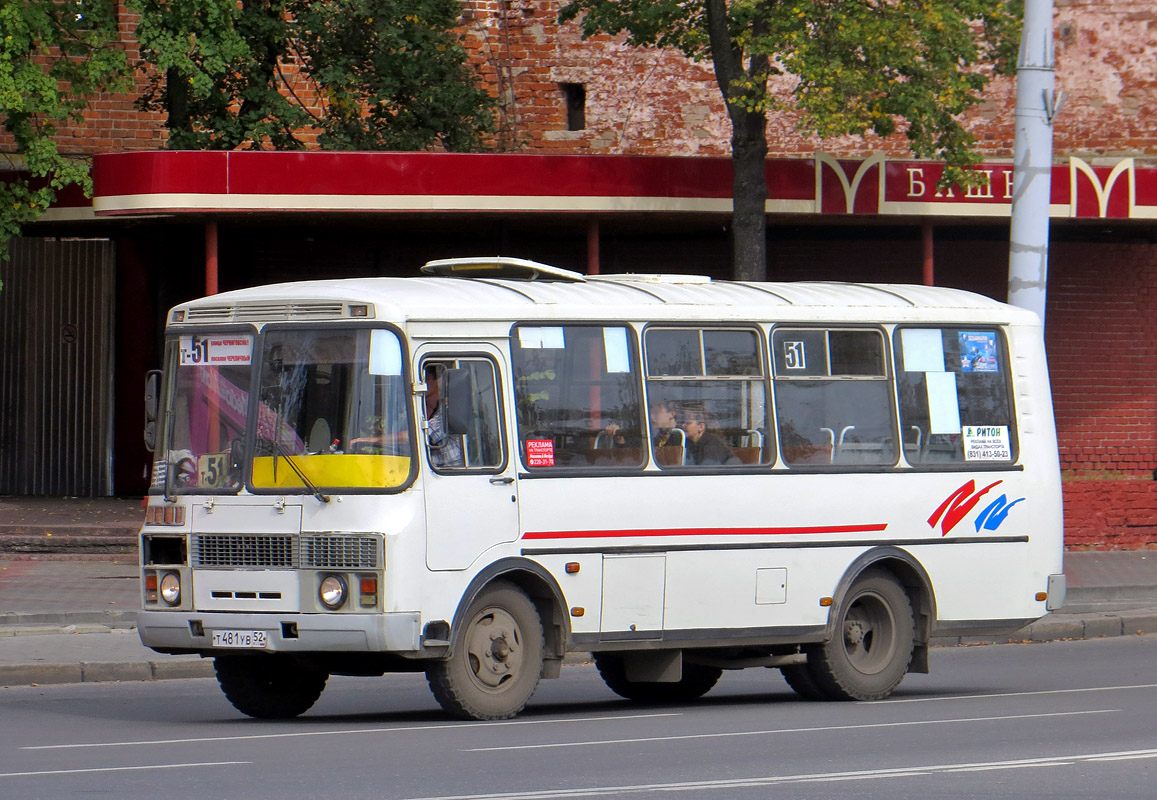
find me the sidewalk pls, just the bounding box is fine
[1,498,1156,687]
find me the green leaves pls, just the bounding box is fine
[776,0,1021,175]
[129,0,494,151]
[295,0,493,151]
[0,0,131,259]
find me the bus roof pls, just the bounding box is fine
[171,261,1040,328]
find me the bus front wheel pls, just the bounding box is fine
[426,581,544,720]
[806,569,915,701]
[214,655,328,719]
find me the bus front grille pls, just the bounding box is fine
[302,536,379,569]
[191,534,379,569]
[192,535,295,568]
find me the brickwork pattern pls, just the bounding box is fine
[1047,241,1157,477]
[3,1,1155,160]
[1049,240,1157,549]
[43,5,168,155]
[1063,481,1157,549]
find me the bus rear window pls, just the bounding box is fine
[894,327,1017,464]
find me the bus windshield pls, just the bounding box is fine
[152,327,413,495]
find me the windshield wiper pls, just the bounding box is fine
[259,436,330,504]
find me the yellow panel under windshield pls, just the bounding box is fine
[251,454,410,490]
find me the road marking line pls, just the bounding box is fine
[464,709,1114,752]
[20,712,679,751]
[876,682,1157,704]
[1086,753,1157,762]
[0,761,248,779]
[394,748,1157,799]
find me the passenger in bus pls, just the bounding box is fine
[650,402,680,448]
[600,401,681,450]
[681,404,739,466]
[423,363,464,468]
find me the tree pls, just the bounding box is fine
[560,0,1022,281]
[0,0,131,263]
[129,0,495,151]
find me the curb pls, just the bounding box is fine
[0,658,215,687]
[1,609,1153,689]
[0,611,137,629]
[931,608,1157,646]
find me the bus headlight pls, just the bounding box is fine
[319,574,347,610]
[159,572,182,606]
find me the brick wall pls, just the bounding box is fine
[28,4,169,156]
[1048,239,1157,548]
[4,1,1156,160]
[457,0,1157,160]
[1062,481,1157,550]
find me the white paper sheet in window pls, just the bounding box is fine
[901,328,945,373]
[603,327,630,373]
[926,371,961,434]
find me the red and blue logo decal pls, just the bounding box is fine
[928,479,1025,536]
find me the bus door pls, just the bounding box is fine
[417,348,518,571]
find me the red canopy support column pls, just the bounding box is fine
[586,218,600,275]
[922,221,934,286]
[205,220,219,296]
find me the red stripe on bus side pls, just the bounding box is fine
[521,524,888,540]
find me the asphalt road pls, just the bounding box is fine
[2,635,1156,800]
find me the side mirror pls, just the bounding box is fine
[143,370,161,452]
[443,368,471,436]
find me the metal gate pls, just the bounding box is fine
[0,238,116,495]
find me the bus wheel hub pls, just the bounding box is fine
[845,620,867,648]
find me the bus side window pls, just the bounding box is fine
[423,358,505,471]
[894,327,1017,465]
[772,328,898,468]
[511,325,644,470]
[644,327,771,469]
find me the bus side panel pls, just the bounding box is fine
[516,463,1059,640]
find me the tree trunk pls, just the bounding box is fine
[164,67,190,143]
[704,0,770,283]
[729,108,769,283]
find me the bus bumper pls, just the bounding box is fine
[138,610,422,654]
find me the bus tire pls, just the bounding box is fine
[780,663,828,701]
[426,581,544,720]
[214,655,328,719]
[594,654,722,703]
[807,569,915,701]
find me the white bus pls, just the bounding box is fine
[138,257,1065,720]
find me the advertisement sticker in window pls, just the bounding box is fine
[959,331,999,373]
[526,439,555,467]
[963,425,1011,461]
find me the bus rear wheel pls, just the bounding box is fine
[426,582,544,720]
[806,569,915,701]
[214,655,328,719]
[594,654,722,703]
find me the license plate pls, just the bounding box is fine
[211,629,268,649]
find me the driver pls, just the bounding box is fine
[422,363,464,468]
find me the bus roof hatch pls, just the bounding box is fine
[421,257,587,282]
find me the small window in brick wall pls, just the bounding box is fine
[561,83,586,131]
